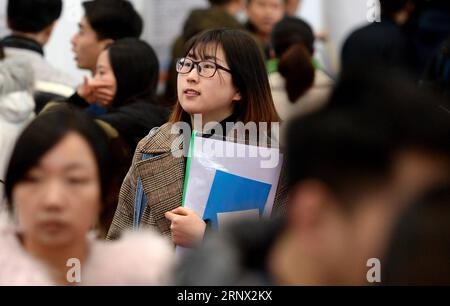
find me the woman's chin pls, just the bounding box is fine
[179,105,204,118]
[34,231,75,248]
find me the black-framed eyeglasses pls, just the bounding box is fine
[176,57,232,78]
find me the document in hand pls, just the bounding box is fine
[182,132,283,229]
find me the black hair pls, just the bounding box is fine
[278,44,315,103]
[272,17,316,103]
[7,0,62,33]
[380,0,411,19]
[106,38,159,107]
[4,105,112,211]
[247,0,285,4]
[383,185,450,285]
[272,16,315,56]
[170,28,280,126]
[208,0,236,5]
[286,109,393,203]
[287,69,450,203]
[82,0,143,40]
[328,68,450,156]
[0,42,4,60]
[422,37,450,101]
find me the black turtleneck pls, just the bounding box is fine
[202,113,239,138]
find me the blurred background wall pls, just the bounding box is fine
[0,0,373,83]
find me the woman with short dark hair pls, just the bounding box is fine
[0,107,174,285]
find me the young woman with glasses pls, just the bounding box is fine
[107,28,287,248]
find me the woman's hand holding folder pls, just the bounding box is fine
[165,207,207,248]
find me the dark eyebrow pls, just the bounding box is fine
[63,163,91,172]
[187,52,217,62]
[29,162,89,174]
[187,52,198,60]
[204,55,218,61]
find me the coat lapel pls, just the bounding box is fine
[134,124,187,235]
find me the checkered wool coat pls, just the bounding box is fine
[107,123,288,241]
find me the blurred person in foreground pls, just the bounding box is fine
[383,185,450,285]
[0,107,174,285]
[176,70,450,285]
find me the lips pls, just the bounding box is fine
[184,89,201,97]
[39,220,67,233]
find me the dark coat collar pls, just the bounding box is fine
[2,35,44,56]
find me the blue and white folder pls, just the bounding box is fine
[182,132,283,229]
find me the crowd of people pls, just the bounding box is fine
[0,0,449,286]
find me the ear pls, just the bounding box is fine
[39,22,57,45]
[289,180,334,236]
[232,90,242,103]
[44,22,56,37]
[99,38,114,50]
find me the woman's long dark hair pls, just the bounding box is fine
[106,38,160,107]
[272,17,315,103]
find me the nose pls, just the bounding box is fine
[41,180,66,211]
[71,34,77,47]
[263,4,272,16]
[186,63,200,83]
